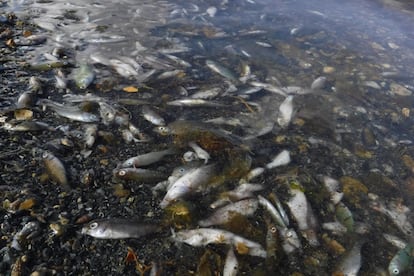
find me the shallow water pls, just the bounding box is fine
[1,0,414,275]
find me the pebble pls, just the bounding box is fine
[390,83,412,96]
[323,66,335,74]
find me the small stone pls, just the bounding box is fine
[323,66,335,74]
[388,42,399,49]
[390,83,412,96]
[402,108,410,117]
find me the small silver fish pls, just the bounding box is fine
[121,148,176,168]
[81,219,159,239]
[167,98,225,107]
[286,185,319,246]
[265,150,291,169]
[334,240,364,276]
[223,248,238,276]
[2,121,54,132]
[113,167,167,183]
[388,244,414,276]
[199,198,258,227]
[142,105,165,126]
[42,150,69,189]
[310,76,326,90]
[73,64,95,89]
[188,141,210,164]
[38,99,99,123]
[11,221,41,250]
[109,59,138,77]
[160,164,216,208]
[277,96,294,128]
[173,228,266,258]
[206,60,237,82]
[190,87,221,99]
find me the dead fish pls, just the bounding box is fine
[81,219,159,239]
[206,60,238,82]
[173,228,266,258]
[28,76,43,93]
[38,99,99,123]
[163,54,191,67]
[223,248,238,276]
[113,168,166,183]
[42,151,69,189]
[210,183,264,209]
[310,76,326,90]
[160,164,216,208]
[333,240,364,276]
[121,148,176,168]
[84,124,98,148]
[286,183,319,246]
[73,64,95,89]
[11,221,41,250]
[167,98,225,107]
[199,198,259,227]
[188,141,210,164]
[142,105,165,126]
[16,91,36,108]
[54,69,67,89]
[265,150,291,169]
[190,87,221,99]
[277,96,294,128]
[157,69,184,79]
[2,121,54,132]
[109,59,138,77]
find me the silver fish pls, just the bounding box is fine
[73,64,95,89]
[109,59,138,77]
[277,96,294,128]
[286,184,319,246]
[38,99,99,123]
[223,248,238,276]
[199,198,259,227]
[206,60,238,82]
[188,141,210,164]
[81,219,159,239]
[310,76,326,90]
[121,148,176,168]
[388,244,414,276]
[173,228,266,258]
[190,87,221,99]
[84,124,98,148]
[160,164,215,208]
[11,221,41,250]
[142,105,165,126]
[167,98,225,107]
[334,240,364,276]
[157,69,184,79]
[42,150,69,189]
[2,121,54,132]
[113,168,166,183]
[265,150,291,169]
[209,183,264,209]
[16,91,36,108]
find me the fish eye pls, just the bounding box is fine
[392,268,399,274]
[118,170,126,176]
[270,227,277,233]
[89,222,98,229]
